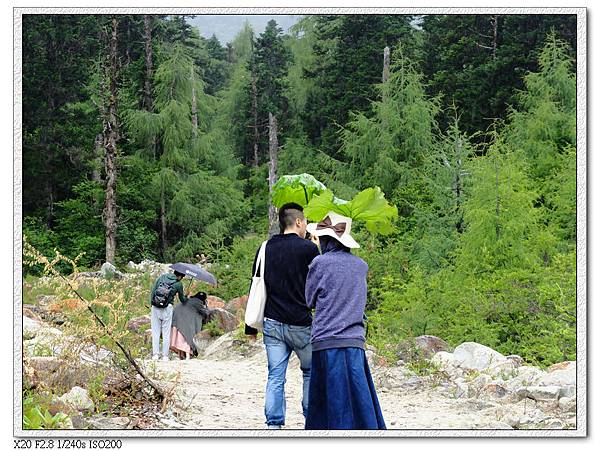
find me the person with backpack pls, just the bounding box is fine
[149,270,188,361]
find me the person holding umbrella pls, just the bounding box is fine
[149,270,188,361]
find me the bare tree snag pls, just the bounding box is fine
[268,112,279,237]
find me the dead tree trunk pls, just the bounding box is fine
[102,17,119,264]
[491,15,498,60]
[268,112,279,237]
[143,15,154,112]
[382,46,390,84]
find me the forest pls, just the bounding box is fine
[22,14,577,366]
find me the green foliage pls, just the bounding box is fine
[23,394,72,430]
[304,187,398,235]
[209,235,265,301]
[271,173,327,208]
[203,318,225,337]
[21,16,577,368]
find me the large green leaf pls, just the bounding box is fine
[271,173,327,208]
[304,187,398,235]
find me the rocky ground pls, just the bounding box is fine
[22,260,578,431]
[145,334,577,430]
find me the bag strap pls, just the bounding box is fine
[254,240,268,278]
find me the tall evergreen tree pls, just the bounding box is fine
[303,15,417,155]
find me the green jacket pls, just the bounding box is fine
[150,273,187,306]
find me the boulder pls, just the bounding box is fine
[487,359,518,379]
[100,262,123,279]
[207,308,238,333]
[226,295,249,315]
[432,351,459,369]
[23,305,44,323]
[126,315,151,332]
[86,416,131,429]
[559,385,576,398]
[374,366,418,390]
[396,335,450,361]
[58,386,94,412]
[207,296,226,309]
[538,363,575,387]
[26,327,64,356]
[203,332,238,359]
[558,396,576,413]
[414,335,451,356]
[193,330,213,356]
[517,385,561,401]
[79,344,113,364]
[452,342,506,371]
[23,316,44,339]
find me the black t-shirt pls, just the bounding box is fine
[245,233,319,333]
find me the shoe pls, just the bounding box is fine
[267,424,282,429]
[152,355,159,361]
[162,356,169,362]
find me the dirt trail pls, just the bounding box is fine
[145,347,514,430]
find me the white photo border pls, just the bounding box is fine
[13,6,587,438]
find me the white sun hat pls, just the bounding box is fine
[306,211,360,249]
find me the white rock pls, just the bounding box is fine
[100,262,117,277]
[544,419,565,429]
[560,385,576,398]
[453,342,505,371]
[23,316,43,339]
[505,366,545,393]
[59,386,94,412]
[517,385,561,401]
[487,359,518,379]
[87,416,130,429]
[538,367,575,387]
[558,396,576,413]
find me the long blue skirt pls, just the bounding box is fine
[305,347,386,430]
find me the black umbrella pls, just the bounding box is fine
[170,262,217,287]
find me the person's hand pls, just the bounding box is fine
[310,234,320,247]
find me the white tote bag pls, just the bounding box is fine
[244,240,268,331]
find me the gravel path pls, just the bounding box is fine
[145,347,517,430]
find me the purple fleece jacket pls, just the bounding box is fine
[305,250,368,351]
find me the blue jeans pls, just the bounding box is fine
[263,318,312,427]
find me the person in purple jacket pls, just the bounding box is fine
[304,212,386,430]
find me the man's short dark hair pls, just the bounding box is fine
[279,203,304,232]
[174,270,185,279]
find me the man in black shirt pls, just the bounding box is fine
[246,203,320,429]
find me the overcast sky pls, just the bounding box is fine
[188,15,301,45]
